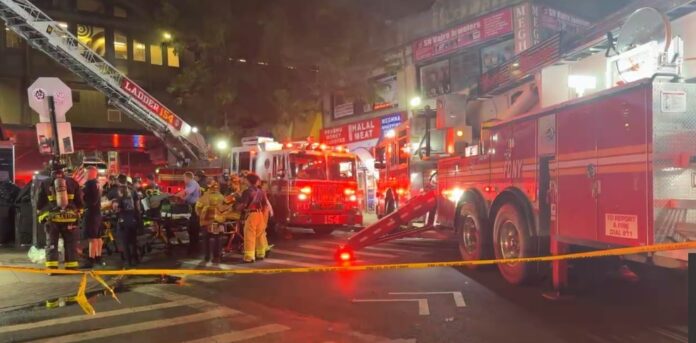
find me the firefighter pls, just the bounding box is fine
[236,173,269,263]
[195,181,230,263]
[113,174,140,267]
[81,166,103,268]
[37,166,84,270]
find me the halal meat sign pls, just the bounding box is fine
[121,78,183,131]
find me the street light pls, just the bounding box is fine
[163,32,172,41]
[215,139,229,151]
[409,96,422,108]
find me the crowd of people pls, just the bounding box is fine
[37,165,273,270]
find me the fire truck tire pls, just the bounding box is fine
[456,202,491,263]
[493,202,537,285]
[313,228,335,235]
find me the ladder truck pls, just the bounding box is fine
[0,0,208,164]
[339,3,696,293]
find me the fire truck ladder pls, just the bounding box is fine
[0,0,207,161]
[337,190,439,260]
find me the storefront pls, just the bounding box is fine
[320,112,405,212]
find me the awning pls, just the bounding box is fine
[346,138,378,174]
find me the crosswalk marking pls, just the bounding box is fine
[0,298,205,334]
[313,240,422,254]
[182,323,290,343]
[271,248,336,260]
[32,307,241,343]
[300,244,397,258]
[262,258,323,268]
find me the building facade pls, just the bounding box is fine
[0,0,186,182]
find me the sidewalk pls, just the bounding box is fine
[0,247,117,313]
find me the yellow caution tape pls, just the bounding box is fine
[75,274,95,315]
[2,240,696,315]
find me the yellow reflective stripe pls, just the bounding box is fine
[47,195,55,201]
[45,261,59,267]
[45,299,59,308]
[68,194,75,199]
[64,261,79,268]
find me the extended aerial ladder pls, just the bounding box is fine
[0,0,208,161]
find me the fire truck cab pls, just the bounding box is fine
[373,110,453,218]
[230,137,362,234]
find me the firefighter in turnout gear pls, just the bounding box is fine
[195,181,231,263]
[37,167,84,270]
[236,173,269,263]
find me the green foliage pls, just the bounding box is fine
[158,0,391,141]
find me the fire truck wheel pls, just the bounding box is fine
[493,202,536,285]
[313,228,335,236]
[456,203,491,263]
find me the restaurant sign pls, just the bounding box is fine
[321,112,404,146]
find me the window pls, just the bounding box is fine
[133,40,146,62]
[150,44,163,65]
[76,0,105,14]
[77,24,105,55]
[289,153,326,180]
[328,156,356,181]
[114,31,128,60]
[114,6,127,18]
[419,59,450,99]
[238,152,251,173]
[107,109,121,122]
[5,28,22,48]
[167,46,180,67]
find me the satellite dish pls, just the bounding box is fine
[616,7,671,54]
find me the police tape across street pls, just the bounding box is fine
[1,240,696,315]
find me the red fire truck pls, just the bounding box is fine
[230,137,362,234]
[342,5,696,290]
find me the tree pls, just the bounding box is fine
[158,0,394,142]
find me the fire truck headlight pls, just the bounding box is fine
[300,186,312,194]
[344,188,355,195]
[298,193,308,201]
[348,194,357,202]
[448,188,464,203]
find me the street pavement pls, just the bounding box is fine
[0,228,688,343]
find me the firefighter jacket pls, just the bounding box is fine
[37,176,83,223]
[195,190,233,227]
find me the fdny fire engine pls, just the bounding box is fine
[230,137,362,235]
[342,4,696,291]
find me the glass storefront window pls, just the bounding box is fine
[77,24,105,56]
[167,46,179,67]
[133,40,146,62]
[150,44,163,65]
[114,31,128,60]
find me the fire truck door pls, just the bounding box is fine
[556,106,598,242]
[595,89,649,246]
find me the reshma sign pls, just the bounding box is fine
[121,79,183,131]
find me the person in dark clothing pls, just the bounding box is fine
[0,174,20,244]
[113,174,140,266]
[37,167,84,270]
[81,167,103,268]
[176,171,201,254]
[144,173,159,192]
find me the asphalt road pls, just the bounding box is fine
[0,229,688,343]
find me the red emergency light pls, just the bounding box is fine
[335,246,355,262]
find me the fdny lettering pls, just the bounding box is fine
[504,159,523,179]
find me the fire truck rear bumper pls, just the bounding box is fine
[289,212,363,228]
